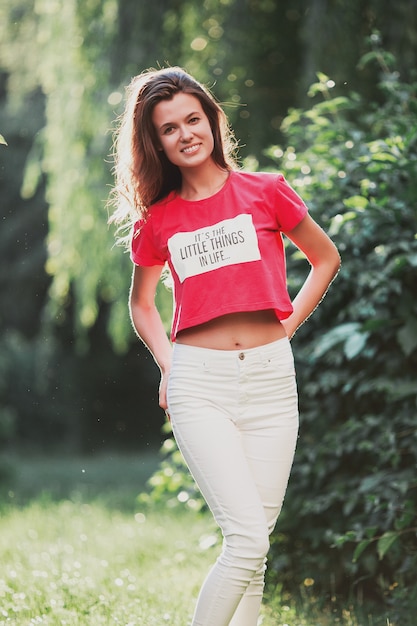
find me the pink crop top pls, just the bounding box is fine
[131,171,308,341]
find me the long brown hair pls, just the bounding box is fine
[109,66,238,238]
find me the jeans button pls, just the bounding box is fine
[238,352,245,360]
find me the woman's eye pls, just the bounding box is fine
[163,126,175,135]
[189,117,199,124]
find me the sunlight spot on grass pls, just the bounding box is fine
[13,591,26,601]
[177,490,189,503]
[186,498,201,511]
[120,568,131,578]
[199,534,218,551]
[303,577,315,587]
[32,570,48,578]
[162,438,176,452]
[134,512,146,524]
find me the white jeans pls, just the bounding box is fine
[167,337,299,626]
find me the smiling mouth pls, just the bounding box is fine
[181,144,201,154]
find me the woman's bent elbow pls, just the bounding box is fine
[332,248,342,278]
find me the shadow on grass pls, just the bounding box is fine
[2,448,161,511]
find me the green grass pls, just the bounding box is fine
[0,453,397,625]
[0,499,218,624]
[5,449,161,510]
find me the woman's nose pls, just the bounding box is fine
[180,126,193,142]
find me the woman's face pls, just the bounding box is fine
[152,92,214,171]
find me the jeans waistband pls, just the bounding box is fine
[172,336,292,367]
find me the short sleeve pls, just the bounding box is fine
[130,219,166,266]
[275,175,308,232]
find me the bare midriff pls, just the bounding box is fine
[175,310,287,350]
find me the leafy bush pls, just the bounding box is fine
[264,48,417,616]
[142,45,417,618]
[138,427,206,513]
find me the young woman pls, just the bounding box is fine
[110,67,340,626]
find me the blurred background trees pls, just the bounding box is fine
[0,0,416,615]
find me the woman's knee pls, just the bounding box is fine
[226,526,270,566]
[248,530,270,562]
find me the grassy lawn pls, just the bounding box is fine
[0,499,217,625]
[0,452,396,625]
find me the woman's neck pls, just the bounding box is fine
[179,161,230,201]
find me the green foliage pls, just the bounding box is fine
[138,430,206,513]
[0,500,217,625]
[1,0,179,353]
[263,55,417,614]
[0,330,80,452]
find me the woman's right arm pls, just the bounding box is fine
[129,264,173,410]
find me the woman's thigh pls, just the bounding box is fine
[167,339,299,535]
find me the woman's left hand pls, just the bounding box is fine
[159,369,170,413]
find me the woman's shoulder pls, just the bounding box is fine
[231,169,284,188]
